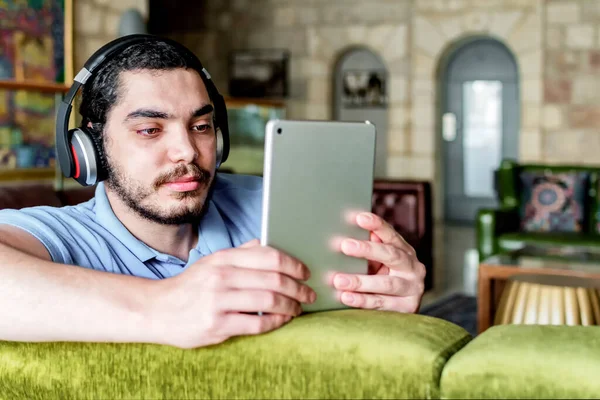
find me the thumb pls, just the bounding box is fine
[239,238,260,248]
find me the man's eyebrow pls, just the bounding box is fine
[124,109,172,122]
[192,104,214,119]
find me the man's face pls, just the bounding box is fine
[102,68,217,225]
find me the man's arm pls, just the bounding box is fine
[0,226,315,349]
[0,225,156,344]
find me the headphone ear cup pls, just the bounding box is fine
[215,127,224,169]
[212,93,229,165]
[69,128,107,186]
[88,129,108,182]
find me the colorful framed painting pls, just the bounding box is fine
[0,0,73,179]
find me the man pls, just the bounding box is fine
[0,37,425,349]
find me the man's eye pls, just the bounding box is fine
[137,128,159,136]
[192,124,211,133]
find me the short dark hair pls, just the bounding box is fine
[78,40,205,132]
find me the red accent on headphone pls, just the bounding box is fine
[71,144,81,179]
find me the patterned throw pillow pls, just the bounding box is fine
[519,171,589,233]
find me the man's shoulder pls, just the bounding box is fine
[0,198,99,241]
[212,172,263,194]
[0,199,99,264]
[211,173,263,209]
[0,198,96,222]
[210,173,263,235]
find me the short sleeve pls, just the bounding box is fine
[0,207,76,264]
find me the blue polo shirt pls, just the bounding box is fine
[0,173,263,279]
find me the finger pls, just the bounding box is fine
[239,238,260,248]
[340,240,414,276]
[333,273,419,296]
[222,267,316,304]
[208,246,310,281]
[220,313,293,337]
[340,291,421,313]
[356,213,414,254]
[218,290,303,316]
[370,231,382,244]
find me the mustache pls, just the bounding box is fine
[153,164,212,190]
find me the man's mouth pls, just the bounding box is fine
[164,176,203,192]
[154,164,212,193]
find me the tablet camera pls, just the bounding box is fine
[277,128,282,134]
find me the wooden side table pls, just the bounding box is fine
[478,247,600,334]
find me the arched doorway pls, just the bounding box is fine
[441,37,519,224]
[333,47,388,178]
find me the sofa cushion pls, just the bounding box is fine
[0,310,471,399]
[440,325,600,399]
[519,170,589,233]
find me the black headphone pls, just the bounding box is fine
[55,34,230,187]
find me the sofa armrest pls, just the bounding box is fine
[477,208,520,260]
[56,187,96,206]
[0,311,471,399]
[440,324,600,399]
[0,183,62,210]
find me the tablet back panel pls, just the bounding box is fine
[261,119,376,312]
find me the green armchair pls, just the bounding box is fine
[1,310,599,399]
[477,159,600,261]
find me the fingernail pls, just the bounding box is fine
[303,266,311,280]
[310,291,317,303]
[343,239,359,252]
[335,275,350,289]
[342,292,355,304]
[359,213,373,223]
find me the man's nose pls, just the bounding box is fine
[168,127,198,164]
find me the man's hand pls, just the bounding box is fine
[148,239,316,349]
[332,212,426,313]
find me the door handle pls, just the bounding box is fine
[442,112,456,142]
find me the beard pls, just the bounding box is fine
[104,157,214,226]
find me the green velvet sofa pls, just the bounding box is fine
[477,159,600,261]
[1,310,599,399]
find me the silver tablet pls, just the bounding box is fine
[260,119,376,312]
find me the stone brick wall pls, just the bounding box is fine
[172,0,412,165]
[169,0,412,118]
[176,0,547,219]
[79,0,600,220]
[74,0,149,71]
[544,0,600,164]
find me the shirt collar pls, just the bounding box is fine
[93,182,157,262]
[196,199,233,256]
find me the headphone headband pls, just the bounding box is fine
[56,34,229,180]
